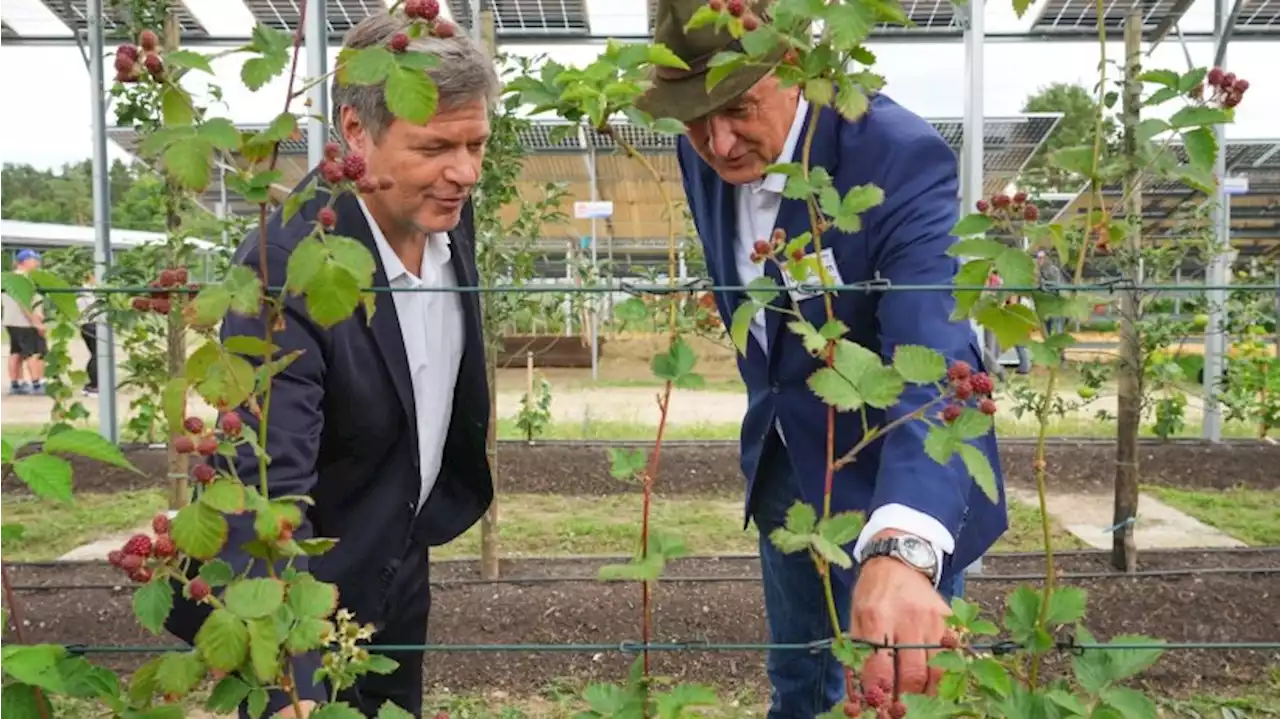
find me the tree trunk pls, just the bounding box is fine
[1112,10,1143,573]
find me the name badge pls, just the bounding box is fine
[786,246,844,304]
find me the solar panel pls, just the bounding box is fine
[37,0,209,38]
[242,0,386,35]
[490,0,590,34]
[1236,0,1279,36]
[1030,0,1190,40]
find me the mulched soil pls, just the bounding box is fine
[5,439,1278,498]
[4,550,1278,700]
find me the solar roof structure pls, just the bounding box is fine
[35,0,209,39]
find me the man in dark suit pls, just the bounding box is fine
[164,13,497,718]
[639,0,1008,715]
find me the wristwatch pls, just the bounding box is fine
[857,535,941,586]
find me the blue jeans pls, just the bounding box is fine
[750,442,966,719]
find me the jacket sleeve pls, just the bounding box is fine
[167,240,329,705]
[856,131,988,556]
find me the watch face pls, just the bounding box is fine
[898,537,937,570]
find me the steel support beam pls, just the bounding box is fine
[88,0,118,443]
[306,0,329,169]
[1202,0,1235,441]
[961,0,985,578]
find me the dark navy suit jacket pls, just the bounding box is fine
[165,171,493,703]
[676,95,1008,584]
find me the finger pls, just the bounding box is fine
[851,613,894,696]
[926,628,958,695]
[894,618,933,696]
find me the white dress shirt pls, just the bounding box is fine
[730,97,954,578]
[358,199,465,512]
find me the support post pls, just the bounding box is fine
[586,146,601,382]
[1202,0,1233,442]
[476,6,500,581]
[960,0,986,579]
[305,0,328,169]
[88,0,118,443]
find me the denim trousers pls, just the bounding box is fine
[750,441,966,719]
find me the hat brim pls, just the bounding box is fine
[636,45,787,124]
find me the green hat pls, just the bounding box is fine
[637,0,788,124]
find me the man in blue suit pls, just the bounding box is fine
[638,0,1008,714]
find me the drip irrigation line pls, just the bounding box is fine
[8,565,1280,592]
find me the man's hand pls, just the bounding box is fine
[851,556,953,696]
[276,700,316,718]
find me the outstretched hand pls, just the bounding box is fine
[851,556,954,696]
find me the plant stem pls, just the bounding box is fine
[1,564,50,719]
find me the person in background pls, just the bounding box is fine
[3,249,48,395]
[77,271,99,396]
[1037,250,1068,342]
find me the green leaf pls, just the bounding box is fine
[201,478,247,514]
[950,214,994,238]
[950,407,993,440]
[12,453,73,502]
[1099,687,1157,719]
[893,345,947,384]
[286,616,333,654]
[2,684,54,717]
[171,501,228,561]
[198,118,241,150]
[804,78,835,107]
[810,535,853,568]
[162,378,187,436]
[224,336,278,357]
[1137,69,1179,87]
[784,501,818,534]
[970,657,1012,697]
[241,26,291,90]
[651,336,697,382]
[948,237,1006,259]
[859,365,905,409]
[607,447,647,480]
[598,554,664,581]
[376,700,417,718]
[306,264,362,328]
[1048,145,1096,178]
[975,303,1038,349]
[0,438,14,465]
[165,49,214,74]
[385,66,439,125]
[1134,118,1169,144]
[1003,586,1042,642]
[163,138,213,192]
[994,248,1038,288]
[1169,105,1231,129]
[27,269,79,319]
[730,302,757,354]
[226,578,286,620]
[768,526,812,554]
[808,366,863,411]
[1011,0,1032,17]
[155,651,204,697]
[958,444,997,504]
[195,609,250,672]
[655,684,718,719]
[186,341,257,411]
[42,429,136,472]
[188,284,232,327]
[1,644,68,691]
[133,578,174,635]
[338,45,396,85]
[683,4,721,31]
[205,675,252,712]
[646,43,689,70]
[2,271,36,311]
[834,80,870,121]
[246,616,281,683]
[817,511,864,546]
[161,85,195,127]
[287,574,339,619]
[1182,127,1217,172]
[199,559,235,587]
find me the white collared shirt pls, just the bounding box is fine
[358,198,465,512]
[729,97,954,577]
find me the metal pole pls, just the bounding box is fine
[88,0,118,443]
[306,0,328,169]
[587,146,600,382]
[961,0,985,578]
[1202,0,1231,442]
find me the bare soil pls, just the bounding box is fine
[3,550,1277,701]
[6,439,1278,498]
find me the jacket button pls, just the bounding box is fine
[771,384,780,394]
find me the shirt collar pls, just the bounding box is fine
[746,95,811,196]
[356,197,452,285]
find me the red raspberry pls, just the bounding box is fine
[123,534,152,557]
[940,633,959,649]
[727,0,745,16]
[193,463,216,484]
[708,0,724,9]
[117,44,139,62]
[131,567,153,583]
[432,19,456,38]
[278,519,294,542]
[1023,204,1039,221]
[389,32,410,53]
[114,53,136,74]
[970,372,994,395]
[342,154,367,181]
[979,398,997,415]
[139,30,159,52]
[952,379,973,400]
[152,513,171,535]
[184,416,204,434]
[864,684,887,708]
[421,0,441,20]
[144,54,164,78]
[151,298,171,315]
[1221,72,1237,87]
[152,535,177,558]
[749,252,762,264]
[131,297,151,312]
[992,194,1011,209]
[196,436,218,456]
[173,435,195,454]
[405,0,427,18]
[1207,67,1225,86]
[219,412,243,438]
[1012,191,1027,204]
[843,700,862,717]
[189,578,211,601]
[356,177,379,194]
[742,13,759,30]
[378,176,395,191]
[941,403,963,423]
[108,550,125,567]
[318,206,337,229]
[753,240,771,256]
[173,267,188,284]
[324,142,342,160]
[114,68,139,84]
[789,248,805,262]
[889,700,907,719]
[320,160,345,184]
[975,199,989,213]
[1233,78,1249,92]
[947,361,971,381]
[121,553,144,573]
[1223,92,1242,108]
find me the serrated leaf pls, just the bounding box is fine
[808,366,862,411]
[646,43,689,69]
[338,45,396,86]
[1045,586,1087,626]
[132,578,174,635]
[970,656,1013,697]
[199,559,235,587]
[811,535,853,568]
[975,303,1038,349]
[948,237,1006,259]
[768,526,813,554]
[286,616,332,654]
[730,302,757,354]
[784,501,817,534]
[205,675,251,712]
[12,454,73,502]
[950,407,993,440]
[195,609,250,672]
[161,85,195,127]
[1049,145,1097,177]
[860,365,905,409]
[201,478,246,514]
[958,443,997,504]
[376,700,417,718]
[226,578,285,620]
[385,66,439,125]
[186,341,256,410]
[607,447,647,480]
[246,616,280,683]
[287,574,339,618]
[42,429,135,474]
[163,138,213,192]
[1169,105,1231,129]
[171,501,228,560]
[817,511,864,546]
[306,264,362,328]
[1182,127,1217,172]
[198,118,241,149]
[165,49,214,74]
[950,214,994,238]
[924,424,960,464]
[994,248,1038,288]
[1135,118,1169,144]
[893,345,947,384]
[155,651,204,697]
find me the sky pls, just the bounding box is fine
[0,0,1276,171]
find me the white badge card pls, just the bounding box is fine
[786,247,844,304]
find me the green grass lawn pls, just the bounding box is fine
[1143,486,1280,546]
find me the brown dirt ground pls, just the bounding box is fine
[5,440,1278,499]
[3,550,1277,701]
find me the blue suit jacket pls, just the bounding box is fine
[676,94,1008,583]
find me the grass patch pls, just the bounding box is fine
[1143,486,1280,546]
[2,491,1074,562]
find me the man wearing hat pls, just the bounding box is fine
[640,0,1008,713]
[3,249,48,395]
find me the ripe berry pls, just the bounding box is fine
[405,0,427,17]
[356,177,379,194]
[864,684,887,708]
[123,534,153,557]
[1233,78,1249,92]
[131,567,153,583]
[979,398,997,415]
[1223,92,1241,108]
[948,361,971,381]
[727,0,745,16]
[172,267,188,284]
[131,297,151,312]
[782,49,799,65]
[151,298,171,315]
[975,199,989,213]
[1012,191,1027,204]
[321,160,345,184]
[843,700,862,717]
[152,535,177,558]
[219,412,243,438]
[742,13,760,30]
[888,700,907,719]
[708,0,724,9]
[139,30,159,52]
[193,463,216,484]
[941,403,963,423]
[389,32,410,53]
[421,0,441,20]
[117,44,140,62]
[120,553,144,573]
[108,550,125,567]
[789,248,805,262]
[318,206,338,229]
[1207,67,1225,86]
[992,194,1011,209]
[342,154,367,181]
[173,435,195,454]
[1023,204,1040,221]
[184,416,204,434]
[189,578,211,601]
[115,68,139,84]
[144,54,164,78]
[152,513,171,535]
[952,379,973,400]
[753,240,771,256]
[324,142,342,160]
[113,53,135,74]
[940,633,959,649]
[970,372,994,395]
[196,436,218,456]
[1221,72,1237,87]
[432,19,456,38]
